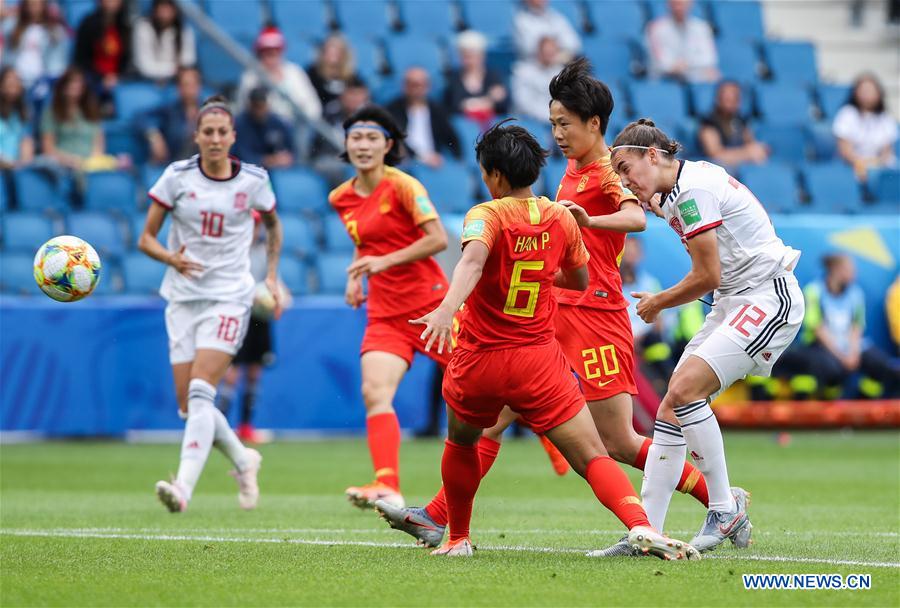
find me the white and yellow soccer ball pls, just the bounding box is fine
[251,279,292,320]
[33,235,102,302]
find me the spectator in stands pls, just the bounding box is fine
[142,66,201,165]
[306,33,361,124]
[0,0,70,89]
[698,80,769,168]
[132,0,196,83]
[237,25,322,122]
[795,254,900,398]
[513,0,581,60]
[512,36,564,122]
[73,0,131,115]
[39,66,103,170]
[312,76,369,184]
[386,66,460,168]
[233,86,296,169]
[0,67,35,169]
[833,73,898,181]
[444,30,508,126]
[645,0,719,82]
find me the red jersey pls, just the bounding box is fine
[458,196,589,351]
[329,167,448,320]
[553,155,638,311]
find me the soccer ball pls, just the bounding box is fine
[33,236,102,302]
[251,280,291,320]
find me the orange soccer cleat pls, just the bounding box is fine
[538,434,570,476]
[430,537,474,557]
[345,481,404,510]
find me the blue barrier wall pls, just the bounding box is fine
[1,215,897,435]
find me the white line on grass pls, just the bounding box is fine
[3,529,898,569]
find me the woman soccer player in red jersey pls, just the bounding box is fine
[329,105,459,509]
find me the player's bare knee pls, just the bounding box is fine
[361,380,389,409]
[665,374,707,407]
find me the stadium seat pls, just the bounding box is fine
[397,0,457,39]
[370,74,404,105]
[64,1,94,28]
[807,122,837,162]
[333,0,393,38]
[764,41,819,86]
[872,169,900,204]
[544,157,569,195]
[323,215,355,252]
[269,168,330,214]
[585,1,646,41]
[142,165,166,196]
[279,215,317,258]
[817,84,851,120]
[552,1,586,33]
[269,0,329,40]
[353,39,385,82]
[459,0,516,44]
[0,172,6,213]
[754,124,808,163]
[84,172,137,212]
[755,83,812,127]
[581,39,634,82]
[716,40,760,84]
[316,251,355,294]
[0,253,37,295]
[104,122,147,166]
[738,163,801,213]
[386,36,445,78]
[278,255,308,295]
[66,212,126,257]
[452,116,483,156]
[284,39,318,72]
[206,0,262,41]
[803,163,863,213]
[2,213,56,253]
[114,82,164,122]
[11,168,67,211]
[197,35,243,87]
[687,82,753,118]
[709,1,765,42]
[121,252,166,294]
[129,212,169,248]
[412,161,473,214]
[629,80,687,123]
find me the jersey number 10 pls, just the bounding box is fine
[200,211,224,237]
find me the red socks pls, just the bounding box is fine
[585,456,651,530]
[426,436,501,526]
[366,412,401,491]
[633,437,709,508]
[441,440,482,542]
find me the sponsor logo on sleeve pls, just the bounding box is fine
[462,219,486,239]
[677,198,702,225]
[416,195,435,215]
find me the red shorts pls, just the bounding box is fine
[554,305,638,401]
[361,303,461,368]
[442,341,585,434]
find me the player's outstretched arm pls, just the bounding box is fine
[560,200,647,233]
[261,210,284,319]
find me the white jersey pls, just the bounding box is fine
[661,160,801,296]
[148,155,277,304]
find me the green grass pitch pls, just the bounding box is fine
[2,431,898,607]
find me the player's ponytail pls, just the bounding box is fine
[611,118,681,157]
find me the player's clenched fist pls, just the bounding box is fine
[631,290,662,323]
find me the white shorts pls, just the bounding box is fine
[165,300,252,365]
[675,274,804,398]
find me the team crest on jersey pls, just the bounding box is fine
[379,194,392,214]
[233,192,248,211]
[669,216,684,237]
[576,175,590,192]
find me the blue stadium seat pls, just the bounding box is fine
[0,172,7,212]
[197,34,243,87]
[269,0,329,39]
[764,41,819,86]
[807,122,837,162]
[121,252,166,294]
[353,39,385,82]
[716,40,759,83]
[84,172,137,211]
[90,260,119,295]
[12,168,67,211]
[398,0,457,39]
[333,0,393,38]
[114,82,164,122]
[284,38,318,71]
[64,1,94,28]
[629,80,687,123]
[104,122,147,166]
[604,81,629,128]
[66,212,126,257]
[459,0,516,44]
[754,124,808,163]
[803,163,863,213]
[316,251,354,294]
[142,165,166,196]
[323,215,355,252]
[386,36,445,78]
[370,74,403,105]
[278,255,308,295]
[270,168,330,214]
[2,213,55,253]
[688,82,752,118]
[709,1,765,41]
[585,1,646,41]
[552,1,586,32]
[544,157,569,195]
[817,84,851,120]
[873,169,900,204]
[755,83,811,126]
[412,161,473,214]
[0,253,37,295]
[581,40,634,82]
[206,0,262,40]
[279,215,317,258]
[129,212,170,248]
[452,117,483,155]
[738,163,801,213]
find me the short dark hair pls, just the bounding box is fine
[475,119,549,189]
[611,118,681,156]
[340,104,406,165]
[548,57,614,135]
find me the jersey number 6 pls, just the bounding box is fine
[503,260,544,318]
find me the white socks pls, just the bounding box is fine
[674,399,736,513]
[641,420,686,532]
[211,403,250,472]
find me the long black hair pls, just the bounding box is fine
[149,0,184,58]
[341,104,406,166]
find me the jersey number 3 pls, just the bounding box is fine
[503,260,544,318]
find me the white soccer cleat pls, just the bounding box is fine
[155,480,187,513]
[229,448,262,510]
[628,526,700,561]
[345,482,405,510]
[430,538,474,557]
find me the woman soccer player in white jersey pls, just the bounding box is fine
[138,95,283,513]
[609,119,804,552]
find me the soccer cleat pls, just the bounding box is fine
[155,480,187,513]
[689,505,751,553]
[345,481,404,510]
[730,487,753,549]
[538,434,570,476]
[628,526,701,561]
[586,535,642,558]
[229,448,262,510]
[374,500,446,548]
[237,423,273,444]
[430,538,474,557]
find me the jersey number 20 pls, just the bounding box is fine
[503,260,544,318]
